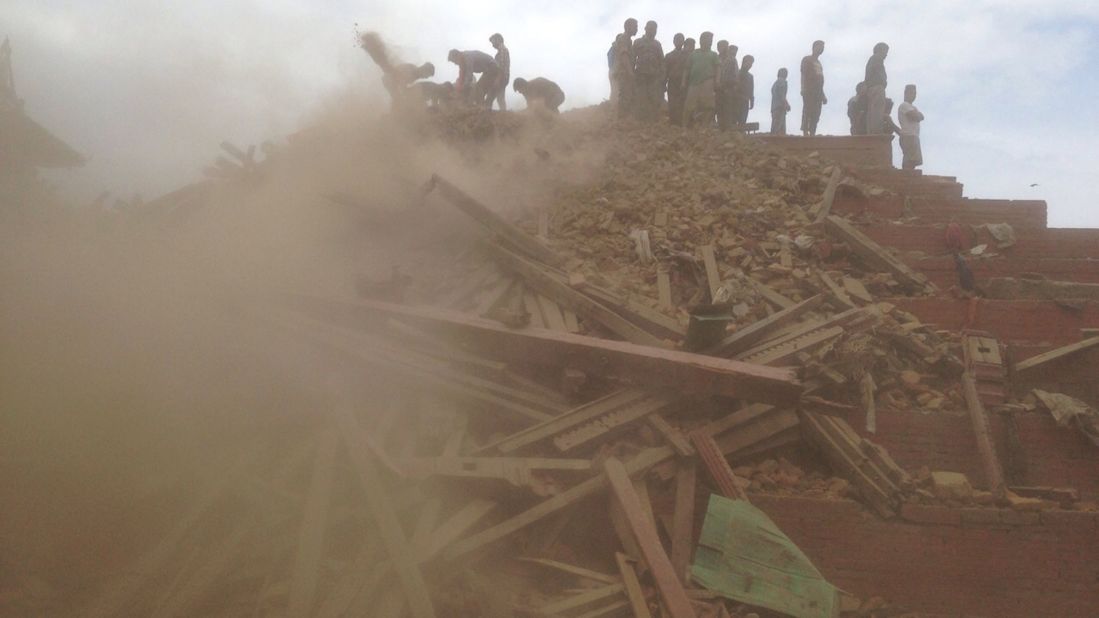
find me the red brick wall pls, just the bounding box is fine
[752,495,1099,617]
[837,410,1099,502]
[892,298,1099,345]
[833,195,1047,228]
[864,223,1099,260]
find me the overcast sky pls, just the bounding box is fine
[8,1,1099,226]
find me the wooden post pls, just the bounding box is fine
[604,458,698,618]
[961,372,1007,502]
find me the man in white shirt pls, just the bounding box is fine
[897,84,925,170]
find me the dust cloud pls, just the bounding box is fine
[0,39,606,613]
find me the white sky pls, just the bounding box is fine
[8,0,1099,226]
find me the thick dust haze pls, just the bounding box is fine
[1,32,607,611]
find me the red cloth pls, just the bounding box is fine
[944,222,966,252]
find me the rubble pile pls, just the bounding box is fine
[15,104,1097,618]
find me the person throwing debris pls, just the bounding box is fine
[358,32,435,111]
[898,84,925,170]
[513,77,566,113]
[448,49,502,109]
[489,33,510,111]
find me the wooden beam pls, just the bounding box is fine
[690,432,749,501]
[286,430,338,617]
[484,243,667,347]
[518,558,618,585]
[749,278,796,309]
[1014,336,1099,375]
[444,446,675,561]
[812,166,844,222]
[540,584,625,615]
[658,269,673,309]
[962,372,1007,501]
[337,409,437,618]
[670,459,697,584]
[616,553,654,618]
[824,215,937,293]
[287,295,802,406]
[705,294,826,357]
[426,174,562,266]
[647,414,695,457]
[700,244,722,299]
[604,458,698,618]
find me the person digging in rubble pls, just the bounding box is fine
[664,33,689,125]
[358,32,435,110]
[732,54,755,129]
[848,81,867,135]
[513,77,566,113]
[447,49,502,109]
[715,41,739,131]
[771,68,791,134]
[413,81,455,109]
[632,20,665,122]
[609,18,639,119]
[683,31,720,128]
[863,42,890,134]
[800,40,827,136]
[489,33,510,111]
[898,84,925,170]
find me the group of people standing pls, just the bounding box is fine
[606,20,926,169]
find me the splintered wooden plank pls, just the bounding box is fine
[1014,336,1099,375]
[518,558,618,585]
[540,584,625,615]
[553,393,679,453]
[799,411,897,517]
[647,414,694,457]
[427,174,562,266]
[842,276,874,304]
[812,166,844,222]
[819,271,855,309]
[537,294,569,332]
[700,244,722,299]
[748,278,796,309]
[616,553,654,618]
[285,295,802,407]
[712,408,799,458]
[417,499,497,560]
[445,447,675,561]
[481,389,651,454]
[485,243,667,347]
[337,409,437,618]
[824,215,936,293]
[690,432,749,501]
[286,429,339,617]
[578,284,687,340]
[85,453,252,618]
[705,294,825,357]
[657,270,673,309]
[670,459,697,585]
[604,458,698,618]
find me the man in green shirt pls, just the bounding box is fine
[683,31,720,128]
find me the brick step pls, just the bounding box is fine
[914,256,1099,288]
[890,298,1099,345]
[848,168,964,198]
[754,134,894,167]
[862,223,1099,260]
[834,193,1048,228]
[1007,343,1099,402]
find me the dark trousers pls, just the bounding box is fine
[801,94,823,134]
[667,83,685,125]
